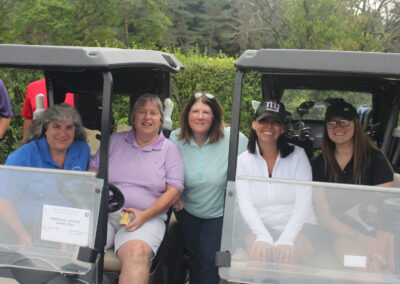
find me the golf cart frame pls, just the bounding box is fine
[0,44,184,284]
[218,49,400,283]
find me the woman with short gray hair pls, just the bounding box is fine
[7,103,89,170]
[22,103,87,145]
[90,93,184,284]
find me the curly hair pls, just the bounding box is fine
[22,103,87,145]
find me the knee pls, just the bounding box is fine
[118,240,153,267]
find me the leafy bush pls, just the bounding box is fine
[0,69,42,163]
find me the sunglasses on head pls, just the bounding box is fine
[326,119,351,129]
[194,93,215,100]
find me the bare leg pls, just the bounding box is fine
[117,240,153,284]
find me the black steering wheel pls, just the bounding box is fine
[108,183,124,213]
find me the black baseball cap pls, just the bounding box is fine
[325,99,357,121]
[254,100,286,123]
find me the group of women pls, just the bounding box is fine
[1,91,395,284]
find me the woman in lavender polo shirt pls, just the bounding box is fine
[90,94,184,284]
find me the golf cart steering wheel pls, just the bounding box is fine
[108,183,124,213]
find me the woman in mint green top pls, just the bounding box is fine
[170,92,247,284]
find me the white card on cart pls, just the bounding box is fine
[41,204,90,246]
[344,255,367,268]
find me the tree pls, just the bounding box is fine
[2,0,123,46]
[0,0,171,48]
[232,0,391,52]
[117,0,172,48]
[232,0,287,51]
[164,0,237,56]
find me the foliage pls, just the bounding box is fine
[1,0,400,54]
[0,69,43,163]
[164,0,237,56]
[0,0,170,48]
[232,0,399,53]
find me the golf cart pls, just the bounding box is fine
[0,44,186,284]
[218,49,400,283]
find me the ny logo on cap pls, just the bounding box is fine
[265,101,280,113]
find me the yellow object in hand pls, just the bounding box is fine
[119,209,132,225]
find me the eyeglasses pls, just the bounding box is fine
[194,93,215,100]
[326,119,351,129]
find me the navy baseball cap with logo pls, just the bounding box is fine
[254,100,286,123]
[325,99,358,121]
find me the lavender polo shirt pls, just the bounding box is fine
[90,130,185,211]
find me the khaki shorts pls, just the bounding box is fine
[106,209,167,254]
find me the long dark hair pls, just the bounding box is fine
[322,118,380,183]
[177,92,224,144]
[248,130,294,158]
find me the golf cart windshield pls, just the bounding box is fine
[0,165,103,275]
[220,178,400,283]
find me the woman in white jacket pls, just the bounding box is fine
[236,99,316,264]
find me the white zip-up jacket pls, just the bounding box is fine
[236,144,316,246]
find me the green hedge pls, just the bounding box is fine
[0,69,43,163]
[0,51,260,163]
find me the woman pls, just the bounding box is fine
[1,103,90,245]
[170,92,248,284]
[90,93,184,284]
[312,99,395,272]
[236,100,316,265]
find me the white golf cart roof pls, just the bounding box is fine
[235,49,400,77]
[0,44,183,72]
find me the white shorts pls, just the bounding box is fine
[106,210,167,254]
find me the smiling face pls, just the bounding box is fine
[252,117,284,145]
[45,120,75,154]
[326,116,355,146]
[188,101,214,138]
[133,100,162,139]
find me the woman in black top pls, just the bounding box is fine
[311,99,395,274]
